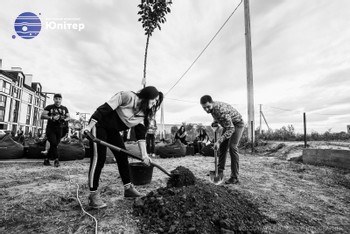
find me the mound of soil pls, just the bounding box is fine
[134,176,270,233]
[167,166,196,188]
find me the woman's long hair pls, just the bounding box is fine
[198,128,208,140]
[199,129,207,137]
[178,126,185,134]
[137,91,163,128]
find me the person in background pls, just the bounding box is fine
[16,127,23,137]
[195,128,210,154]
[146,117,157,157]
[16,126,24,144]
[174,125,187,145]
[200,95,244,184]
[41,93,70,167]
[84,86,163,209]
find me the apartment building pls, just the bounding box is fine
[0,60,47,136]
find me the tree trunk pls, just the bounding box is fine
[143,33,151,88]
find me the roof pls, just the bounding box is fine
[0,69,24,82]
[23,83,35,92]
[0,70,46,97]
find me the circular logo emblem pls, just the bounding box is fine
[14,12,41,39]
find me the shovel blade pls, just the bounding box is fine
[209,171,224,185]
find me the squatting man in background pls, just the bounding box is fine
[200,95,244,184]
[84,86,163,209]
[41,93,70,167]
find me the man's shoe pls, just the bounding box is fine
[225,177,239,184]
[88,191,107,209]
[54,159,60,167]
[124,184,143,198]
[43,159,51,166]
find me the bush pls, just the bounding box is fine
[258,125,350,141]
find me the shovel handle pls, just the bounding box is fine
[213,128,219,176]
[151,162,171,177]
[84,130,171,177]
[84,130,98,142]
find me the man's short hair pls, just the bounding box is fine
[54,93,62,98]
[200,95,213,104]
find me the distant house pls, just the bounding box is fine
[0,61,47,136]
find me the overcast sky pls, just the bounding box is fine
[1,0,349,133]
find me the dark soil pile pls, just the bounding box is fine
[167,166,196,188]
[134,167,270,234]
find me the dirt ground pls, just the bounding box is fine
[1,141,350,233]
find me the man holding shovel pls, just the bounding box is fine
[200,95,244,184]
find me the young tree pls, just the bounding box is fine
[138,0,172,87]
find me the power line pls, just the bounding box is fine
[163,99,344,117]
[265,105,341,116]
[308,112,342,116]
[165,97,198,104]
[165,97,244,105]
[266,105,296,112]
[165,0,243,96]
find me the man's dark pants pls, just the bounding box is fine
[46,127,63,160]
[218,126,244,179]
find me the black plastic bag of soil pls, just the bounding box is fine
[156,140,186,158]
[0,134,24,159]
[201,144,214,157]
[57,138,85,161]
[25,139,46,159]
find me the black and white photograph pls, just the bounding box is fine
[1,0,349,233]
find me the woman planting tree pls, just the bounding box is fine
[84,86,163,209]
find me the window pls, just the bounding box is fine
[35,97,39,106]
[12,87,21,99]
[1,80,11,94]
[33,107,38,126]
[28,94,33,104]
[0,95,6,122]
[26,105,32,125]
[0,95,6,107]
[13,100,20,122]
[0,109,4,122]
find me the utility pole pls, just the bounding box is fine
[303,112,307,148]
[261,111,271,130]
[160,102,165,140]
[244,0,255,144]
[259,104,262,134]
